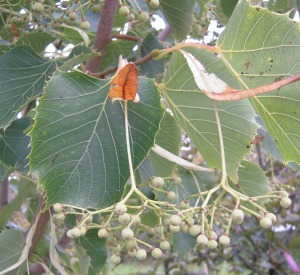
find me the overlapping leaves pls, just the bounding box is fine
[29,71,164,209]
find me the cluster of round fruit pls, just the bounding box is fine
[119,0,159,22]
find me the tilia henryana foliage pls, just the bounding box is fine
[0,0,299,274]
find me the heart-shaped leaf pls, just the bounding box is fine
[29,71,164,209]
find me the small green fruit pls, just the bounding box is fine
[166,191,176,201]
[170,215,181,226]
[126,239,137,250]
[197,234,208,246]
[266,213,277,223]
[69,12,77,21]
[189,225,201,236]
[37,25,44,32]
[80,226,87,236]
[210,231,217,240]
[139,12,149,22]
[128,249,136,257]
[280,197,292,208]
[115,203,127,215]
[219,235,230,246]
[53,203,63,213]
[22,29,30,36]
[127,13,135,21]
[136,249,147,260]
[180,200,189,209]
[164,218,171,226]
[91,4,102,13]
[98,228,109,238]
[111,253,121,264]
[160,240,170,251]
[32,2,44,13]
[10,16,19,23]
[154,224,164,235]
[170,224,180,233]
[260,217,272,229]
[85,215,93,224]
[231,209,244,224]
[131,215,141,226]
[119,5,130,16]
[112,243,121,253]
[80,20,90,30]
[71,227,81,238]
[207,239,218,249]
[173,176,182,185]
[180,222,189,234]
[150,0,159,8]
[55,212,65,221]
[279,191,289,197]
[67,229,74,238]
[5,23,12,30]
[151,177,164,188]
[121,228,134,240]
[151,248,162,259]
[118,213,131,225]
[61,0,69,8]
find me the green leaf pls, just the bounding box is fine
[15,32,56,53]
[53,45,99,76]
[77,246,91,275]
[220,0,239,18]
[172,231,196,258]
[0,46,57,129]
[217,1,300,164]
[0,117,31,172]
[163,49,258,182]
[0,163,14,182]
[77,229,107,275]
[139,33,164,78]
[99,39,137,71]
[29,72,165,209]
[148,112,181,177]
[236,160,269,199]
[0,177,37,228]
[159,0,195,40]
[0,229,27,275]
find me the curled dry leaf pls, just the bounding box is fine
[108,56,139,103]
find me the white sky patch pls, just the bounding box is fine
[151,14,166,30]
[203,19,225,44]
[62,43,74,56]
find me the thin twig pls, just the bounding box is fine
[112,34,140,42]
[0,177,9,210]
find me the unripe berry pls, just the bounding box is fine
[279,191,289,197]
[111,253,121,264]
[207,239,218,249]
[151,177,164,188]
[121,228,134,240]
[219,235,230,246]
[112,243,121,253]
[127,13,135,22]
[67,229,74,238]
[61,0,69,8]
[126,239,137,250]
[80,226,87,236]
[266,213,277,223]
[160,240,171,251]
[53,203,63,213]
[54,22,61,29]
[119,5,130,16]
[231,209,244,224]
[37,25,44,32]
[180,222,189,234]
[32,2,44,13]
[98,228,109,238]
[170,224,180,233]
[280,197,292,208]
[170,215,181,226]
[131,215,141,226]
[22,30,30,36]
[210,231,217,240]
[150,0,159,8]
[69,12,77,21]
[151,248,162,259]
[10,16,19,23]
[197,234,208,246]
[180,200,189,209]
[118,213,131,225]
[136,249,147,260]
[80,20,90,30]
[5,23,12,30]
[173,176,182,185]
[128,249,136,257]
[91,4,102,13]
[189,225,201,236]
[55,212,65,221]
[260,217,272,229]
[115,203,127,215]
[164,218,171,226]
[139,11,149,22]
[71,227,81,238]
[166,191,176,201]
[85,215,93,224]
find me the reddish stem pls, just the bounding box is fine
[85,0,119,72]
